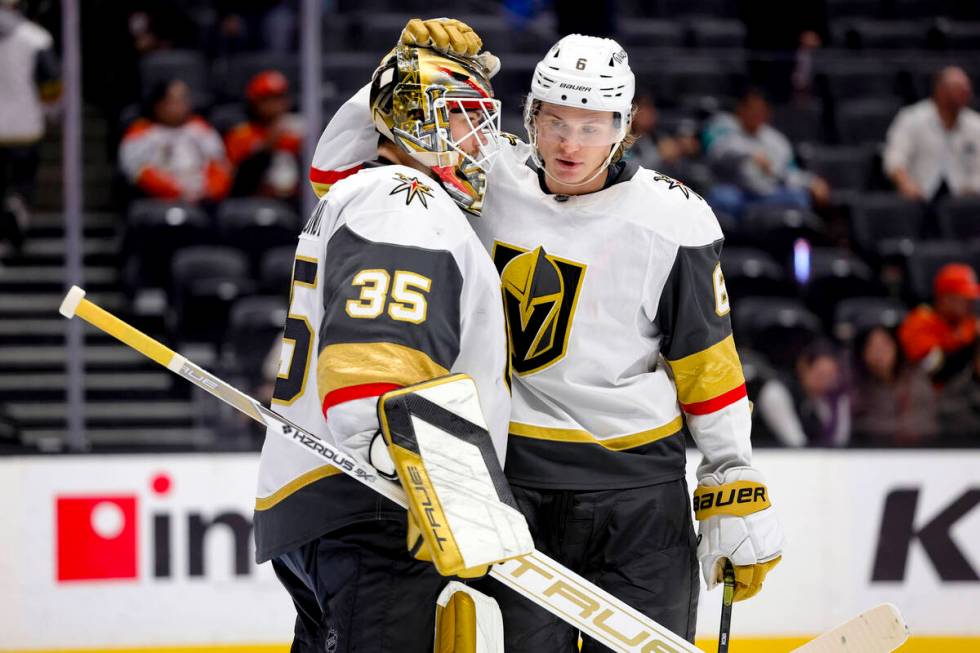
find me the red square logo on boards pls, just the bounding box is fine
[56,496,138,582]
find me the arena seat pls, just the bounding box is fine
[937,196,980,241]
[848,192,925,260]
[171,246,256,343]
[833,296,908,341]
[216,199,300,268]
[124,200,212,292]
[139,49,211,109]
[212,52,300,102]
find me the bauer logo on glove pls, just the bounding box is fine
[695,467,784,602]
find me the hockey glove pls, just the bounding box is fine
[400,17,501,77]
[694,466,784,602]
[377,374,533,578]
[401,18,482,55]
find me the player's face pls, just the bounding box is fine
[448,108,488,157]
[534,103,619,185]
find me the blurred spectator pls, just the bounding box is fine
[740,0,829,103]
[627,93,713,192]
[850,325,938,446]
[704,88,831,219]
[225,71,303,201]
[214,0,296,54]
[883,67,980,202]
[898,263,980,384]
[119,79,232,203]
[756,339,850,447]
[937,343,980,443]
[0,0,60,255]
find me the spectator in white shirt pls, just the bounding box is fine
[0,0,60,254]
[883,66,980,201]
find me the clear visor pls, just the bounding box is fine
[533,106,625,147]
[435,96,502,173]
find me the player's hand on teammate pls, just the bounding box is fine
[694,466,784,602]
[400,17,500,77]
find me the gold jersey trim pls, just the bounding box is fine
[254,464,343,511]
[508,415,684,451]
[316,342,449,404]
[666,334,745,406]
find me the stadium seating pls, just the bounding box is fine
[170,246,255,343]
[801,247,882,325]
[139,49,211,108]
[225,295,288,382]
[260,246,298,294]
[124,200,212,292]
[216,199,301,268]
[848,192,925,261]
[904,240,970,303]
[936,196,980,241]
[833,296,908,341]
[211,52,300,102]
[733,297,823,368]
[721,248,794,301]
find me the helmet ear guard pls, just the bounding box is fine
[370,46,502,214]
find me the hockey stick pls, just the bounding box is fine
[59,286,700,653]
[717,561,735,653]
[791,603,909,653]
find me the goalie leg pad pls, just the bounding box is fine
[434,581,504,653]
[379,374,533,577]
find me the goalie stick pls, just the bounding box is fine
[59,287,911,653]
[792,603,909,653]
[59,286,699,653]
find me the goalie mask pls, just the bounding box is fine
[524,34,635,188]
[371,46,502,214]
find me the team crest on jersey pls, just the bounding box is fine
[493,241,586,375]
[390,172,434,208]
[651,173,702,201]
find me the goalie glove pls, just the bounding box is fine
[694,466,784,602]
[400,17,500,77]
[377,374,533,578]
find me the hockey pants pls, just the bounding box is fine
[475,478,699,652]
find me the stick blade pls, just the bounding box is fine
[792,603,909,653]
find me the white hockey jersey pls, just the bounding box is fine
[254,162,510,562]
[310,87,753,492]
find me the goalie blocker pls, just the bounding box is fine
[376,374,535,577]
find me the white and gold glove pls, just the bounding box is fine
[399,17,500,78]
[694,466,784,602]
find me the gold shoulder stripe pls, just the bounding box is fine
[254,464,343,511]
[666,334,745,406]
[317,342,449,404]
[508,416,683,451]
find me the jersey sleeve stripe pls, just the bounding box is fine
[321,382,402,416]
[508,415,683,451]
[666,334,745,406]
[680,383,748,415]
[316,342,450,405]
[309,164,362,197]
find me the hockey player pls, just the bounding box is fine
[310,23,785,651]
[254,44,532,653]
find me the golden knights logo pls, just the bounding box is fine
[390,172,434,208]
[493,241,586,375]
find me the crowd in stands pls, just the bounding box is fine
[5,0,980,447]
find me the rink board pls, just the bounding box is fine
[0,450,978,651]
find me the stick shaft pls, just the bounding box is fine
[62,288,701,653]
[718,560,735,653]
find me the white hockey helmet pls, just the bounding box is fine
[524,34,635,144]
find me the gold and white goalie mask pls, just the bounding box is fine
[376,374,533,577]
[370,45,501,215]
